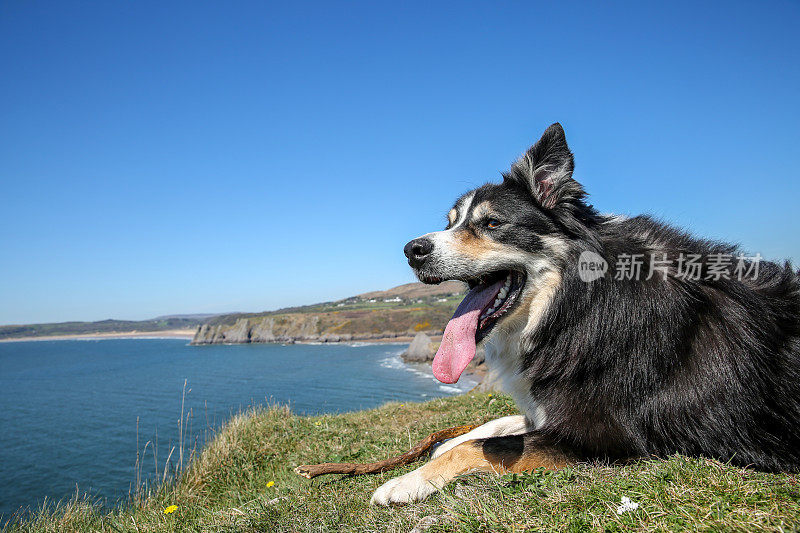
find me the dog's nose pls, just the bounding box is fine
[404,238,434,268]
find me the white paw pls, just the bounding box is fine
[370,469,438,506]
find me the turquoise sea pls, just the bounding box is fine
[0,338,475,520]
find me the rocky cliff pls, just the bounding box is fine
[191,307,453,345]
[191,281,467,345]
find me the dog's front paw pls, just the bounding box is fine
[370,470,438,506]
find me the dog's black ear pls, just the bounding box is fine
[504,123,585,209]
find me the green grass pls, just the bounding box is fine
[5,393,800,532]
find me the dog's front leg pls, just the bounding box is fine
[431,415,531,459]
[370,432,573,505]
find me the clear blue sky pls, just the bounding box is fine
[1,1,798,325]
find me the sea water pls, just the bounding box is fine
[0,338,476,520]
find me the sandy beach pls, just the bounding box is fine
[0,329,198,343]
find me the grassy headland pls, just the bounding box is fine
[191,281,466,344]
[5,392,799,532]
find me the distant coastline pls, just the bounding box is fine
[1,281,464,345]
[0,329,197,343]
[0,329,436,345]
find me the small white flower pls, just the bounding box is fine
[616,496,639,515]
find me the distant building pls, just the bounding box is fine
[384,297,402,303]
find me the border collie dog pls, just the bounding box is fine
[371,123,800,505]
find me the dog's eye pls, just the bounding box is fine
[486,219,502,229]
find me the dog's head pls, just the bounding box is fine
[404,123,596,383]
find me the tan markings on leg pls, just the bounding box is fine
[431,415,530,458]
[419,436,573,488]
[502,446,572,472]
[371,436,576,504]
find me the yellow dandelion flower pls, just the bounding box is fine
[163,505,178,514]
[266,481,275,488]
[314,421,322,426]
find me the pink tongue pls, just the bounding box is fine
[432,280,504,383]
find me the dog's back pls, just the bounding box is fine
[522,214,800,472]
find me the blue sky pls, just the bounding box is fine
[1,1,798,324]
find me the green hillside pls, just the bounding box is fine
[6,393,799,532]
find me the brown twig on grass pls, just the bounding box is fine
[294,423,480,479]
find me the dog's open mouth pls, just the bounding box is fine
[471,271,526,342]
[432,270,526,384]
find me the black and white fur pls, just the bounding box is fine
[372,123,800,505]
